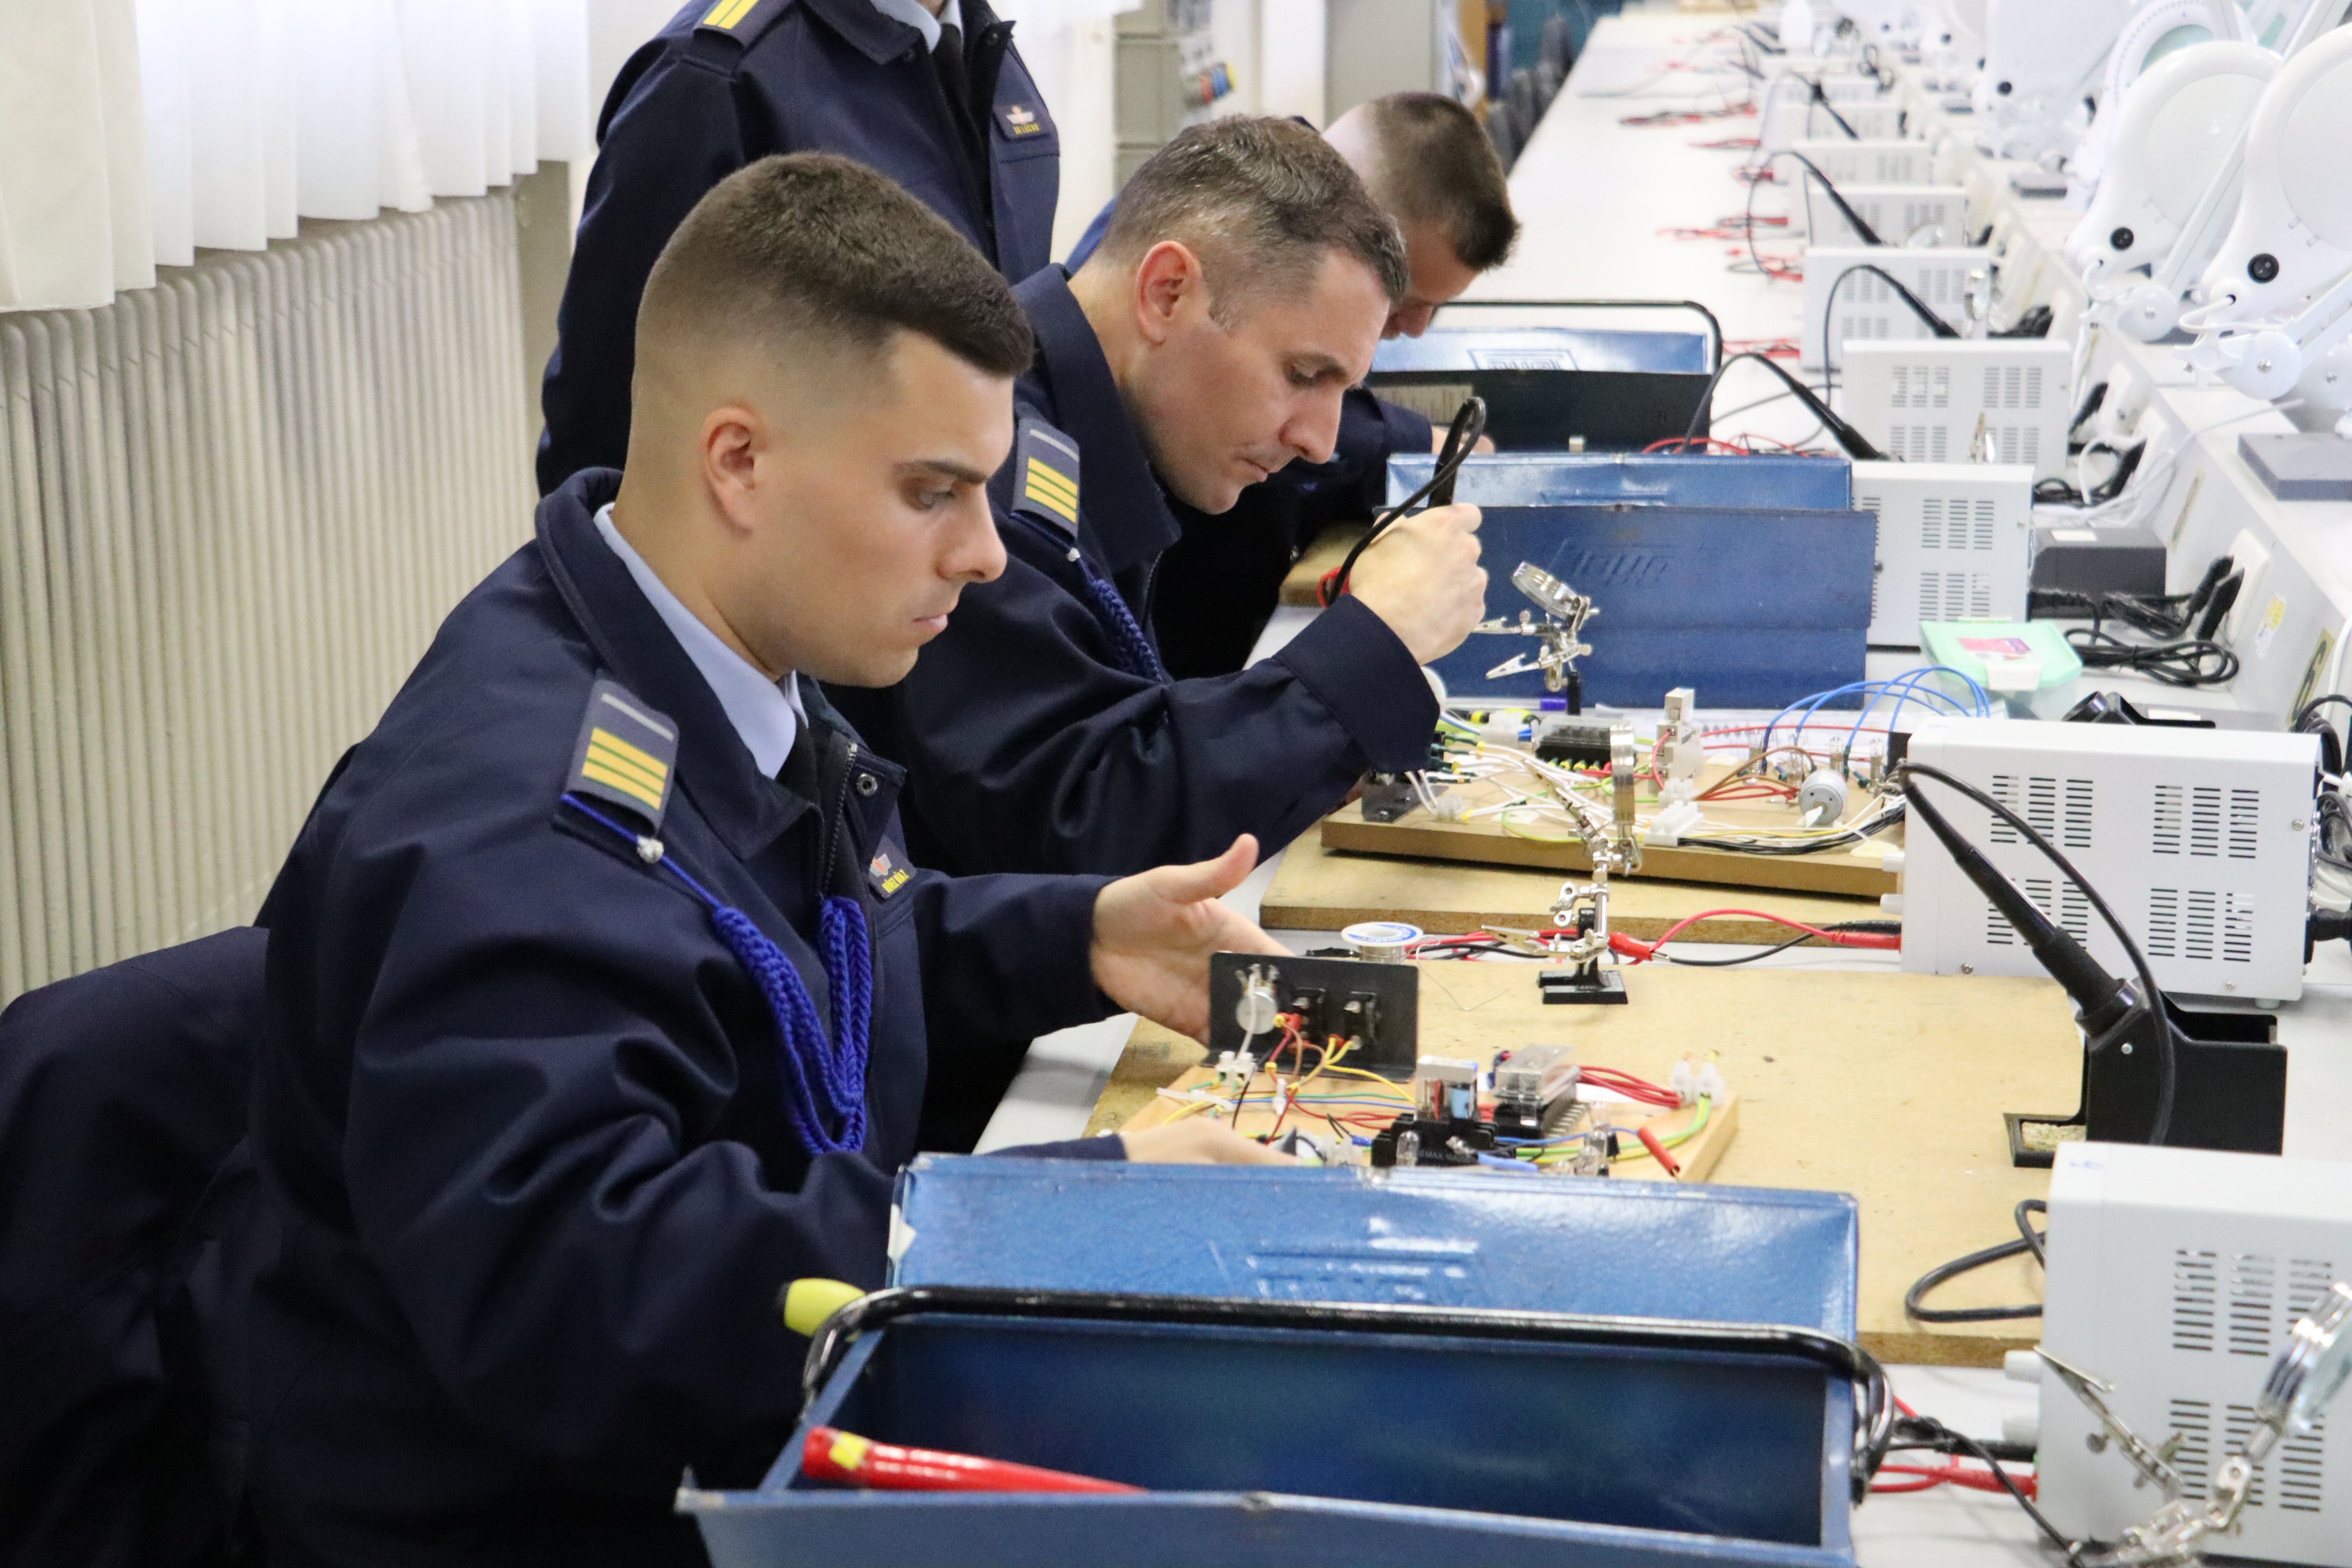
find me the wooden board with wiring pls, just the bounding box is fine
[1088,960,2081,1368]
[1117,1060,1742,1183]
[1319,763,1903,897]
[1263,831,1885,938]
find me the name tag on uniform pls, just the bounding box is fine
[1011,418,1082,535]
[567,679,679,830]
[995,102,1049,139]
[866,843,913,900]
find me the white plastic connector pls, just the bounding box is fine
[1669,1060,1701,1107]
[2002,1412,2042,1448]
[2003,1348,2045,1383]
[1696,1061,1727,1102]
[1429,790,1468,824]
[1880,893,1906,915]
[1644,799,1704,846]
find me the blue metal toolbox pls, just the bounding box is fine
[1420,503,1875,708]
[1388,452,1854,512]
[684,1162,1867,1568]
[1365,301,1721,451]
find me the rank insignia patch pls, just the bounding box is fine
[1012,418,1082,535]
[995,102,1049,138]
[866,844,912,899]
[567,680,679,829]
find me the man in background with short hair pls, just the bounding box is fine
[1068,93,1523,677]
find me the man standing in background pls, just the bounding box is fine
[537,0,1062,495]
[1067,93,1521,676]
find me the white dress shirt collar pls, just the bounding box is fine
[593,503,804,778]
[870,0,948,51]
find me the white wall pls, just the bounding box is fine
[1258,0,1328,122]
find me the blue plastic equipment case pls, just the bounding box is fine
[1424,503,1875,708]
[1366,300,1720,451]
[1388,451,1853,512]
[685,1162,1864,1568]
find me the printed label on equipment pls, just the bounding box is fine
[2253,594,2286,658]
[1958,636,2035,658]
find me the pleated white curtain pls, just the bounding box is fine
[0,0,592,311]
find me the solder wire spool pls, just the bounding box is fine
[1342,921,1423,963]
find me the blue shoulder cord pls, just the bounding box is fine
[561,792,871,1156]
[1007,512,1169,684]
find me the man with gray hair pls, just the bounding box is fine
[828,116,1488,1151]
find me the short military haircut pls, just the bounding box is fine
[1095,116,1410,322]
[1360,93,1521,272]
[635,152,1033,386]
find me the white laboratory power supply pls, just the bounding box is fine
[1852,461,2034,645]
[2037,1142,2350,1564]
[1802,181,1973,249]
[1842,338,2074,481]
[1899,718,2321,1003]
[1799,247,1988,372]
[1788,137,1953,187]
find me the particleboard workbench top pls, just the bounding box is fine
[1086,960,2077,1368]
[1264,830,1884,941]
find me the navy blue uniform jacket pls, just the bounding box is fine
[826,266,1440,882]
[1063,202,1434,676]
[244,471,1118,1567]
[536,0,1060,495]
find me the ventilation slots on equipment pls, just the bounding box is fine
[1799,247,1987,372]
[1897,720,2319,1002]
[1850,462,2032,647]
[1842,339,2075,480]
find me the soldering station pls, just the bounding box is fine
[6,3,2352,1567]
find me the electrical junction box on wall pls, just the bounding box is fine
[1841,338,2073,481]
[1799,247,1987,373]
[1851,461,2033,645]
[2036,1142,2350,1565]
[1899,717,2320,1003]
[1789,138,1954,187]
[1802,182,1972,249]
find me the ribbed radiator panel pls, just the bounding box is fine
[0,194,534,1001]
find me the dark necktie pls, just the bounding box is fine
[933,23,972,132]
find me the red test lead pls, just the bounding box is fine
[801,1426,1142,1494]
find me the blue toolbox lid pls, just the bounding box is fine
[1388,451,1854,511]
[1372,326,1714,376]
[889,1160,1857,1339]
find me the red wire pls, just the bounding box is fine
[1872,1462,2039,1498]
[1615,907,1902,964]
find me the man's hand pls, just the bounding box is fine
[1120,1122,1296,1163]
[1091,836,1284,1042]
[1348,503,1488,664]
[1430,428,1497,455]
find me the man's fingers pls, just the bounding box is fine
[1143,834,1258,907]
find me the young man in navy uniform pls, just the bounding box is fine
[535,0,1060,495]
[1066,93,1523,676]
[244,155,1279,1568]
[826,117,1490,1150]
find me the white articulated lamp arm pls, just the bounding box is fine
[1971,0,2136,162]
[2178,24,2352,410]
[2065,42,2278,310]
[2066,0,2250,199]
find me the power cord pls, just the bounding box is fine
[1677,348,1887,459]
[1818,261,1960,401]
[1319,397,1486,605]
[2066,627,2240,687]
[1905,1198,2047,1321]
[1879,1408,2082,1559]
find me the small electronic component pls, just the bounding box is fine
[1534,719,1613,769]
[1491,1044,1581,1140]
[1369,1058,1495,1168]
[1653,687,1704,805]
[1795,768,1849,829]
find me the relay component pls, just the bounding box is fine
[1491,1043,1581,1140]
[1534,719,1614,769]
[1369,1058,1495,1167]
